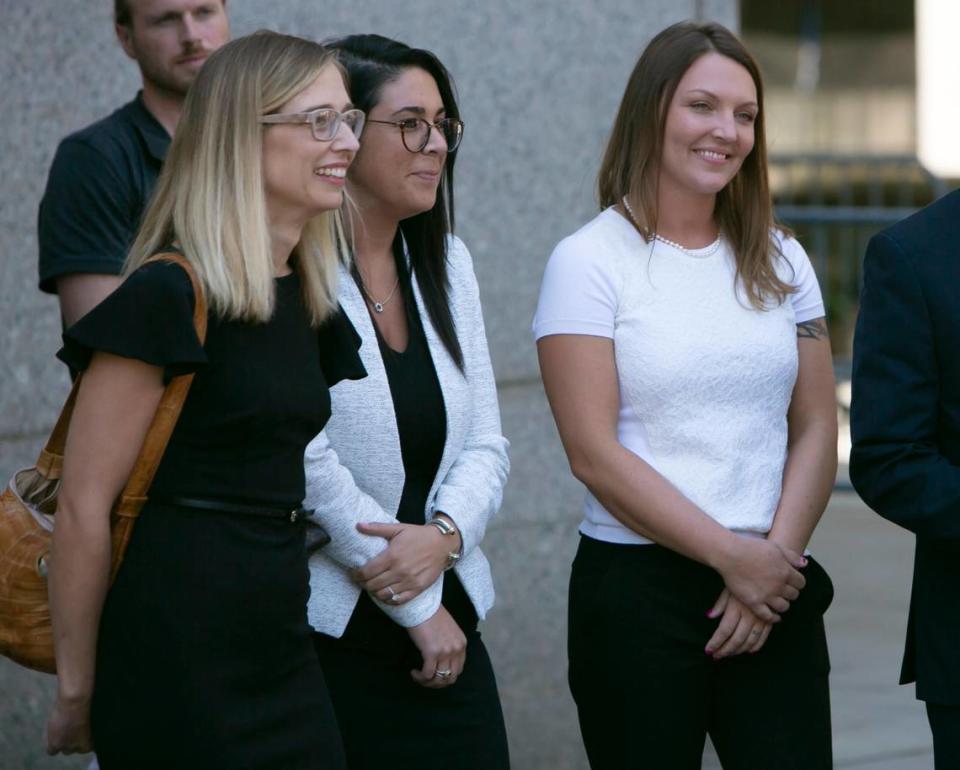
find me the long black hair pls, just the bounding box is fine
[329,33,464,371]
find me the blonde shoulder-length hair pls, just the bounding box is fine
[126,30,349,326]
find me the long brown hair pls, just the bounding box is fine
[597,21,792,309]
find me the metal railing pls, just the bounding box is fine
[771,154,949,360]
[770,154,949,484]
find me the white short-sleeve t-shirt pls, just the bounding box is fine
[533,207,825,545]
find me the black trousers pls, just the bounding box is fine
[568,536,833,770]
[927,703,960,770]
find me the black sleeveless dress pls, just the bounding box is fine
[57,260,365,770]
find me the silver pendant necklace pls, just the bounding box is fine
[359,275,400,313]
[621,196,722,258]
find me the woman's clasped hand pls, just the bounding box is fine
[350,519,462,606]
[713,535,807,623]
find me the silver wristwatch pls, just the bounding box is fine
[426,516,461,570]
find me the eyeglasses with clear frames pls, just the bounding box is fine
[365,117,464,153]
[260,108,366,142]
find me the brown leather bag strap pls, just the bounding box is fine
[34,253,207,482]
[34,253,206,489]
[113,252,208,512]
[107,253,207,581]
[35,383,80,479]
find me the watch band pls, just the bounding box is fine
[426,516,457,537]
[426,516,461,570]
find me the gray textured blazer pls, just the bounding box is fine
[304,237,510,635]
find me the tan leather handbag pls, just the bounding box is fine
[0,253,206,674]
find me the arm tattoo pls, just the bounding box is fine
[796,316,829,341]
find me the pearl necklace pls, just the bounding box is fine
[621,196,722,258]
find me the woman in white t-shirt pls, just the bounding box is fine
[535,22,836,770]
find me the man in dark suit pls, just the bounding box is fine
[850,188,960,770]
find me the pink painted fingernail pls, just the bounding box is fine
[800,557,808,566]
[706,610,715,618]
[704,647,713,655]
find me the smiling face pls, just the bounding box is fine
[261,64,360,226]
[116,0,229,96]
[658,51,758,203]
[348,66,449,222]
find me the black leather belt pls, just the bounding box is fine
[156,495,308,521]
[153,496,331,551]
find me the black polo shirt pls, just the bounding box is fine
[38,92,170,294]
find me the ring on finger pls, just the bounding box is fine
[386,586,401,603]
[434,669,452,680]
[749,629,761,636]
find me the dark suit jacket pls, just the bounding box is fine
[850,188,960,704]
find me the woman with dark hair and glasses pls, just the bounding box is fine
[302,34,510,769]
[535,21,836,769]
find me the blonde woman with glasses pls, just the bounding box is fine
[45,31,364,769]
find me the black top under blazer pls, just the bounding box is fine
[850,188,960,705]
